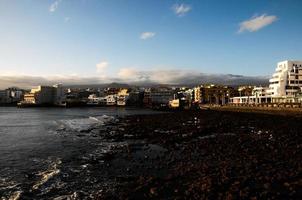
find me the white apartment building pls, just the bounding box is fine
[230,60,302,104]
[267,60,302,97]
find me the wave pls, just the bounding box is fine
[58,115,116,132]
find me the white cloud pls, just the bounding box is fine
[118,68,137,79]
[117,68,196,83]
[116,68,267,85]
[49,0,62,12]
[96,61,109,74]
[0,74,105,89]
[172,3,191,17]
[140,32,156,40]
[238,14,277,33]
[64,17,70,23]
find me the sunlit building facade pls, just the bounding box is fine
[230,60,302,104]
[22,84,65,105]
[267,60,302,97]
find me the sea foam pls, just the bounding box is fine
[58,115,115,132]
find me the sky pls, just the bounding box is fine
[0,0,302,88]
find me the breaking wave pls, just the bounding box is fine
[57,115,116,132]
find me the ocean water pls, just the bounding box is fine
[0,107,160,199]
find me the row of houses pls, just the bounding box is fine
[9,60,302,108]
[14,83,236,109]
[143,85,236,109]
[87,89,129,106]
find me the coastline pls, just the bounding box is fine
[97,110,301,199]
[1,107,301,199]
[208,105,302,116]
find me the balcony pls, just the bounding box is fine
[269,78,279,83]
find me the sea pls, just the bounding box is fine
[0,107,160,199]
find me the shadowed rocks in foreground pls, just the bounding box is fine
[102,110,301,199]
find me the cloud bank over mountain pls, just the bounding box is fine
[116,69,269,86]
[0,70,269,89]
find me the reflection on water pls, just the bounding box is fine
[0,107,160,199]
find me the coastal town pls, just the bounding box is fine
[1,60,301,199]
[1,60,302,110]
[2,0,302,199]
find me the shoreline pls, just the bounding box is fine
[1,108,300,199]
[98,110,301,199]
[1,102,302,115]
[208,105,302,116]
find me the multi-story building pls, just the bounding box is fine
[238,86,253,97]
[23,86,55,104]
[116,89,129,106]
[53,84,65,105]
[198,84,234,105]
[0,88,24,104]
[21,84,66,105]
[193,87,201,103]
[150,87,174,108]
[176,88,193,109]
[230,60,302,104]
[267,60,302,97]
[127,89,144,106]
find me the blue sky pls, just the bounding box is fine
[0,0,302,85]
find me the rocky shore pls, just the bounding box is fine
[97,109,301,199]
[5,109,300,199]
